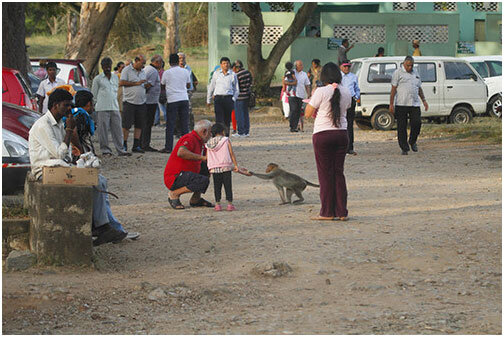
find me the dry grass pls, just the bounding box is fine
[421,117,501,144]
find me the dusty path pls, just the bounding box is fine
[3,120,501,334]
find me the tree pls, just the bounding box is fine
[3,3,29,79]
[163,2,180,59]
[239,3,317,95]
[65,2,121,77]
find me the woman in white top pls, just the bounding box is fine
[305,62,352,221]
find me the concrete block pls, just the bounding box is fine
[6,250,36,271]
[25,180,93,266]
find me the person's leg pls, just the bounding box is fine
[243,99,250,135]
[141,103,157,150]
[213,173,223,204]
[231,106,237,134]
[121,102,134,151]
[223,96,234,136]
[312,131,336,218]
[105,194,126,233]
[333,131,349,218]
[179,100,190,136]
[289,97,301,131]
[222,170,233,202]
[154,105,160,126]
[93,175,110,228]
[110,110,127,154]
[96,110,112,155]
[164,102,177,152]
[408,106,422,147]
[132,104,145,151]
[160,102,168,125]
[346,99,356,152]
[214,96,225,124]
[235,100,244,135]
[395,106,409,152]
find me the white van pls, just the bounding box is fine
[350,56,488,130]
[463,55,501,118]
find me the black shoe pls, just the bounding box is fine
[118,152,132,157]
[142,146,159,152]
[347,149,356,155]
[159,148,171,153]
[410,143,418,152]
[93,224,127,246]
[132,146,145,153]
[290,129,298,133]
[401,150,408,155]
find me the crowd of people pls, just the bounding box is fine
[29,39,428,244]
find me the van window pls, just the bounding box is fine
[470,62,489,78]
[412,63,436,82]
[444,62,475,80]
[350,62,362,77]
[486,61,502,77]
[367,63,397,83]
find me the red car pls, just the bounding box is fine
[2,67,38,111]
[31,58,89,88]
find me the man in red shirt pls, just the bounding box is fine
[164,119,214,209]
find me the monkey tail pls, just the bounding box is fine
[305,180,320,188]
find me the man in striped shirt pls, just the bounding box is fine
[232,60,253,137]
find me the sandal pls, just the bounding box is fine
[189,198,214,208]
[168,198,185,210]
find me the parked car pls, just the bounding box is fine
[350,56,488,130]
[2,102,41,194]
[30,58,89,88]
[463,55,502,118]
[27,71,42,97]
[2,67,38,111]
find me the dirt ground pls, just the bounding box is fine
[2,115,502,334]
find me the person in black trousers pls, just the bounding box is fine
[206,57,238,136]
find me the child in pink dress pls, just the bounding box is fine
[206,123,240,211]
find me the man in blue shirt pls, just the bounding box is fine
[340,61,360,155]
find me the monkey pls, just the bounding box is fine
[249,163,319,205]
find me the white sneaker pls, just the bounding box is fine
[231,133,240,137]
[244,134,250,137]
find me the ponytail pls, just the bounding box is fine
[329,86,341,128]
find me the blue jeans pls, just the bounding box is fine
[235,99,250,135]
[165,100,189,151]
[93,174,125,233]
[154,102,167,125]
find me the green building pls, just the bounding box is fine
[208,2,502,84]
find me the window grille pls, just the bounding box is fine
[393,2,416,11]
[333,25,386,43]
[230,26,284,45]
[268,2,294,12]
[433,2,457,11]
[396,25,449,43]
[470,2,498,12]
[231,2,242,12]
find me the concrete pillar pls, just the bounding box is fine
[24,180,93,266]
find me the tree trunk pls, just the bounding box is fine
[2,3,30,80]
[65,11,79,54]
[163,2,180,60]
[240,3,317,95]
[65,2,121,78]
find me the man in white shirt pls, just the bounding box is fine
[141,54,163,152]
[29,88,128,246]
[289,60,311,132]
[159,53,192,153]
[36,61,65,114]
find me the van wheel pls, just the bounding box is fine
[371,108,394,131]
[449,107,472,124]
[488,95,502,118]
[355,118,373,130]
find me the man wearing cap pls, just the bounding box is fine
[412,40,422,56]
[36,61,66,114]
[389,56,429,155]
[340,60,360,155]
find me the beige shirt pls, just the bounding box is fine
[28,112,71,179]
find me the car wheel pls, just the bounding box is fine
[355,118,373,130]
[449,106,472,124]
[488,95,502,119]
[371,108,394,131]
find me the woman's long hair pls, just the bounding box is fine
[319,62,342,127]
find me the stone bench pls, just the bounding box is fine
[24,178,94,266]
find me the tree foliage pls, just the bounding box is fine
[106,3,162,53]
[179,3,208,47]
[25,3,67,36]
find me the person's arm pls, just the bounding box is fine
[91,77,99,105]
[418,87,428,111]
[119,69,146,87]
[304,74,312,98]
[177,146,206,161]
[36,82,45,113]
[186,70,191,89]
[227,140,238,172]
[389,85,397,114]
[37,96,44,113]
[305,104,317,118]
[233,74,239,101]
[354,77,360,100]
[207,73,217,105]
[347,43,355,52]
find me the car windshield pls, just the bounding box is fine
[470,62,489,78]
